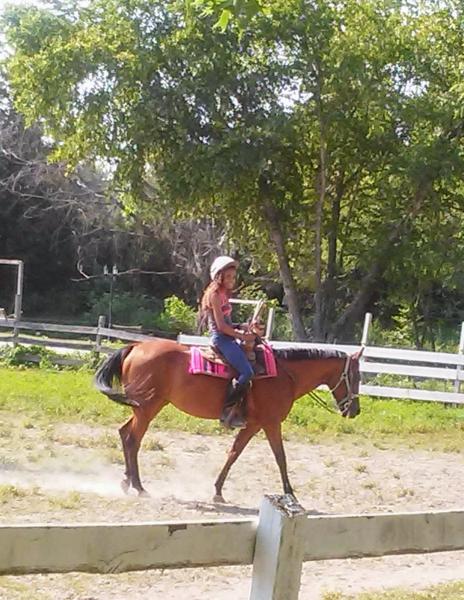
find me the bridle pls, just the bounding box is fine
[308,355,359,415]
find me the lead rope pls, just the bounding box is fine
[307,390,339,414]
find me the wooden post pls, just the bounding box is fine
[250,494,307,600]
[361,312,372,347]
[454,322,464,394]
[265,307,275,341]
[95,315,106,353]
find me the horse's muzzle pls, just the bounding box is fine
[342,397,360,419]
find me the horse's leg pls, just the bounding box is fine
[119,416,134,494]
[263,424,295,497]
[213,424,260,503]
[124,401,167,496]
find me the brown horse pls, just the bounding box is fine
[94,340,363,501]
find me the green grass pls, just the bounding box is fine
[323,581,464,599]
[1,367,464,449]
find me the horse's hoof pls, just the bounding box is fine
[120,479,130,494]
[138,489,150,498]
[213,494,226,504]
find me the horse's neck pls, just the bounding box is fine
[281,358,340,400]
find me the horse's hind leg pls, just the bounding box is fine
[214,424,260,503]
[119,416,134,494]
[120,400,166,496]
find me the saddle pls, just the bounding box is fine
[199,342,267,376]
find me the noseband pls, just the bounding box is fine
[308,355,358,415]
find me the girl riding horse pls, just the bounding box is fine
[200,255,257,429]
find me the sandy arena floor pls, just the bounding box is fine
[1,418,464,599]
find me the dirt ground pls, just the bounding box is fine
[1,417,464,599]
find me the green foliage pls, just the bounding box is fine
[0,345,58,368]
[272,309,293,341]
[369,307,418,348]
[369,309,461,352]
[83,291,159,328]
[185,0,268,31]
[153,295,197,334]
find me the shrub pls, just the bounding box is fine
[83,291,159,328]
[153,295,197,334]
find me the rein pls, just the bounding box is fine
[309,355,357,415]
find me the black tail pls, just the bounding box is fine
[94,346,139,407]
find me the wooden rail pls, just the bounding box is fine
[2,496,464,599]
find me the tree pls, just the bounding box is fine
[5,0,464,343]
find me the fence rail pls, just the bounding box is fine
[2,495,464,599]
[2,315,464,404]
[178,333,464,405]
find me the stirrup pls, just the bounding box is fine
[221,409,246,430]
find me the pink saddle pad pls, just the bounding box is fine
[189,343,277,379]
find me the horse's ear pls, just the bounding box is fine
[352,346,365,361]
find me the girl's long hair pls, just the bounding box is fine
[197,273,228,332]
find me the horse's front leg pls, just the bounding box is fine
[263,423,295,497]
[213,424,260,503]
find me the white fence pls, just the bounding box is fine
[3,495,464,599]
[178,331,464,405]
[2,313,464,404]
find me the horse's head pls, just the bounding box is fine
[326,348,363,418]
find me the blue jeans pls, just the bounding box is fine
[211,333,254,386]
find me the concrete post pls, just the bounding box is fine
[250,494,307,600]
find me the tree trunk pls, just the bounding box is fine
[260,188,306,341]
[312,71,327,341]
[330,187,428,341]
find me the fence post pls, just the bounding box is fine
[250,494,307,600]
[12,260,24,347]
[265,307,275,341]
[361,312,372,347]
[95,315,106,354]
[454,322,464,394]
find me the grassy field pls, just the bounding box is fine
[323,581,464,599]
[1,366,464,450]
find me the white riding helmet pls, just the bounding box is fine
[210,255,238,280]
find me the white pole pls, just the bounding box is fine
[265,307,275,341]
[361,312,372,346]
[95,315,106,354]
[454,322,464,393]
[250,495,307,600]
[13,260,24,346]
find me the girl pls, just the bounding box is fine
[200,256,255,428]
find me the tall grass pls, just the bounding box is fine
[323,581,464,600]
[1,367,464,448]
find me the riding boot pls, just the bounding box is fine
[220,378,248,429]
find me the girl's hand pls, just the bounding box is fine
[243,332,256,343]
[251,320,265,336]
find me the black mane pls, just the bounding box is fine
[273,347,347,361]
